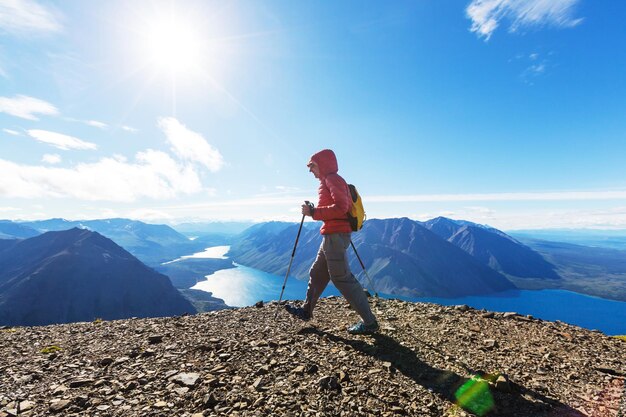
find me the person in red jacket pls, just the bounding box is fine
[285,149,378,335]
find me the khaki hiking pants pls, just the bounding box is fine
[302,233,377,326]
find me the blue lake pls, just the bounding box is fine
[401,290,626,336]
[192,263,341,307]
[188,248,626,335]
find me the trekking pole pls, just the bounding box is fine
[274,201,313,319]
[350,240,378,297]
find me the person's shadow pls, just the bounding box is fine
[298,327,585,417]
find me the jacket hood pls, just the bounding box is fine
[309,149,338,177]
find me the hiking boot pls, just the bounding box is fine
[347,320,379,335]
[284,304,311,321]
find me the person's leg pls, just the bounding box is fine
[301,240,331,318]
[324,233,377,326]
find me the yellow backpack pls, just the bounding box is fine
[347,184,366,231]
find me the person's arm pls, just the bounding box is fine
[312,175,351,220]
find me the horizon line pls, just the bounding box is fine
[7,216,626,232]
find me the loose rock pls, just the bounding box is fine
[49,399,71,412]
[0,298,623,417]
[170,372,200,387]
[318,375,340,390]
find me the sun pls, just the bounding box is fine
[139,13,206,75]
[121,2,249,115]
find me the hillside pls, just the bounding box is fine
[229,219,515,298]
[423,217,559,279]
[0,297,623,416]
[0,221,39,239]
[228,221,320,280]
[515,239,626,302]
[0,229,196,326]
[352,218,515,297]
[16,218,203,266]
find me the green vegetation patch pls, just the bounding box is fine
[613,335,626,342]
[40,345,62,354]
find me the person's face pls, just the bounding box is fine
[308,161,320,179]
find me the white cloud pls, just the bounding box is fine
[86,120,107,129]
[368,190,626,203]
[0,0,62,35]
[0,95,59,120]
[157,117,224,172]
[121,125,138,133]
[127,208,174,222]
[150,189,626,215]
[488,206,626,230]
[466,0,583,40]
[27,129,97,151]
[520,62,547,84]
[0,150,203,202]
[0,117,224,205]
[463,206,496,216]
[527,63,545,74]
[96,208,121,219]
[112,154,128,163]
[3,128,20,136]
[64,117,109,129]
[513,52,550,84]
[41,153,61,164]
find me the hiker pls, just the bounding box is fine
[285,149,379,335]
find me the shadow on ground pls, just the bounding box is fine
[298,327,585,417]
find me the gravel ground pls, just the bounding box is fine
[1,296,624,416]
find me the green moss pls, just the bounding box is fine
[40,345,62,354]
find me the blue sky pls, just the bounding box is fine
[1,0,626,230]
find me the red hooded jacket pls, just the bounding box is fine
[309,149,352,235]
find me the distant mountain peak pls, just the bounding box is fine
[429,216,458,223]
[0,229,195,326]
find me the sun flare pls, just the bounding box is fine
[122,2,248,116]
[139,14,205,75]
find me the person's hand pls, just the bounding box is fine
[301,203,313,217]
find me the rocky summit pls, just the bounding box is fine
[1,297,624,417]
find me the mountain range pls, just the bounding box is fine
[0,220,40,239]
[423,217,559,279]
[227,217,626,302]
[513,238,626,301]
[3,215,625,323]
[10,218,207,266]
[228,218,533,298]
[0,228,196,326]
